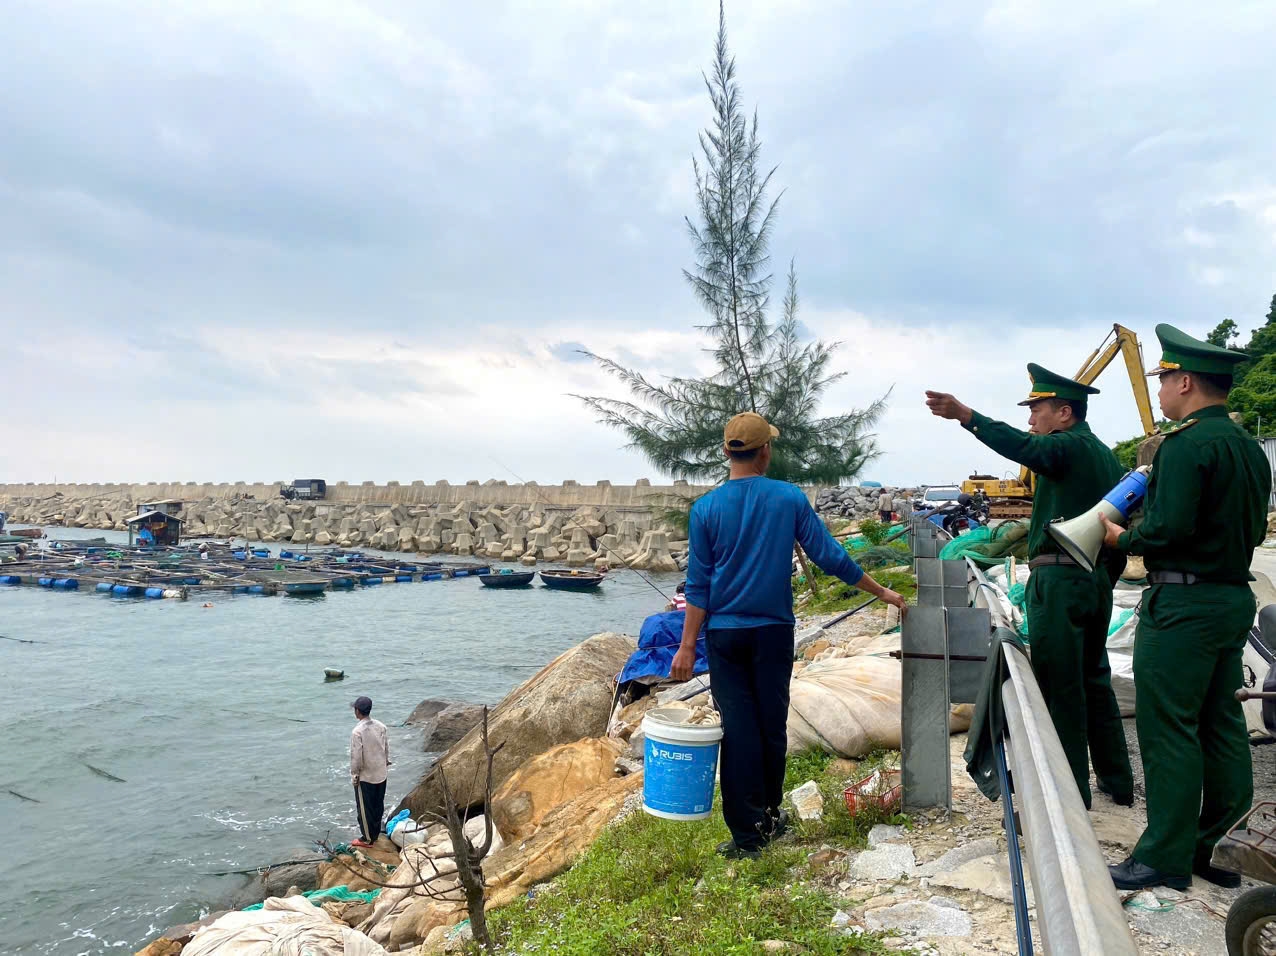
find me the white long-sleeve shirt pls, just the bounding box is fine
[350,717,390,785]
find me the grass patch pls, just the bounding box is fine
[796,563,916,617]
[783,749,910,846]
[794,536,915,617]
[487,780,903,955]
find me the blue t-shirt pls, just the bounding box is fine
[685,476,864,629]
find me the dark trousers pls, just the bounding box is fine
[707,623,795,850]
[879,510,892,522]
[355,779,386,843]
[1133,584,1255,876]
[1024,566,1132,809]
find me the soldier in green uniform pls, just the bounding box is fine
[1102,324,1271,891]
[927,366,1134,809]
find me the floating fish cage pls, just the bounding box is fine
[0,541,491,601]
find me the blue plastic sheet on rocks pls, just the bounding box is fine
[617,610,708,684]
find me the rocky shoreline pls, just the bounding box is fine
[136,633,643,955]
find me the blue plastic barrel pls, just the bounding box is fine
[280,550,295,559]
[0,575,20,585]
[145,587,164,599]
[54,578,79,590]
[248,585,266,594]
[423,573,443,582]
[112,584,132,596]
[363,576,382,586]
[330,577,353,588]
[95,583,113,593]
[38,577,54,587]
[233,551,247,560]
[395,574,413,583]
[641,709,724,821]
[232,586,250,594]
[253,549,269,558]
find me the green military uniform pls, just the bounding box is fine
[1115,325,1271,878]
[964,364,1133,808]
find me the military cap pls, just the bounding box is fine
[1016,363,1100,406]
[1147,323,1247,377]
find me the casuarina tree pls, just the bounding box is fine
[575,1,887,488]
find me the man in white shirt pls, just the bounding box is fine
[876,490,894,523]
[349,695,391,848]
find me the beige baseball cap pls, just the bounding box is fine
[723,412,780,452]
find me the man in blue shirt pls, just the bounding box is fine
[670,412,908,859]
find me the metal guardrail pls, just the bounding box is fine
[967,558,1137,955]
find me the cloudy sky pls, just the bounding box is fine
[2,0,1274,486]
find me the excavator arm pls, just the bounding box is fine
[1072,324,1157,436]
[1013,323,1158,494]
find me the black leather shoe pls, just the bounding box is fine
[1109,857,1190,891]
[1193,862,1241,888]
[1097,781,1135,807]
[716,840,761,861]
[765,808,791,843]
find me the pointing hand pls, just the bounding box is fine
[925,391,973,426]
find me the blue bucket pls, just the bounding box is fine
[641,708,723,820]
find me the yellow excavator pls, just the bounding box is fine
[961,323,1159,518]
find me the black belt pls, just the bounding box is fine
[1146,571,1201,585]
[1028,554,1079,571]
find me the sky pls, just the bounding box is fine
[2,0,1274,486]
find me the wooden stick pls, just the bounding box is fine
[795,543,821,597]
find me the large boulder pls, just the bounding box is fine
[484,772,643,908]
[490,737,625,842]
[395,633,636,817]
[261,848,323,897]
[406,700,487,753]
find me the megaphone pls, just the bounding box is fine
[1046,466,1151,572]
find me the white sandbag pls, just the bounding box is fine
[358,842,458,945]
[462,813,504,855]
[1107,607,1138,718]
[788,656,901,757]
[1242,636,1273,740]
[1112,585,1145,610]
[390,819,428,848]
[786,655,971,758]
[184,896,387,956]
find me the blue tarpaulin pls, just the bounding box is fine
[618,610,709,684]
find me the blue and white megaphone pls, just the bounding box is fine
[1045,465,1151,572]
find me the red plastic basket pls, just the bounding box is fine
[843,768,903,817]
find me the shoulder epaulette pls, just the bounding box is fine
[1163,418,1199,438]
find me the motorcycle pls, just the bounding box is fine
[914,492,989,537]
[1212,604,1276,954]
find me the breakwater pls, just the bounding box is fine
[0,485,694,571]
[1,479,918,569]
